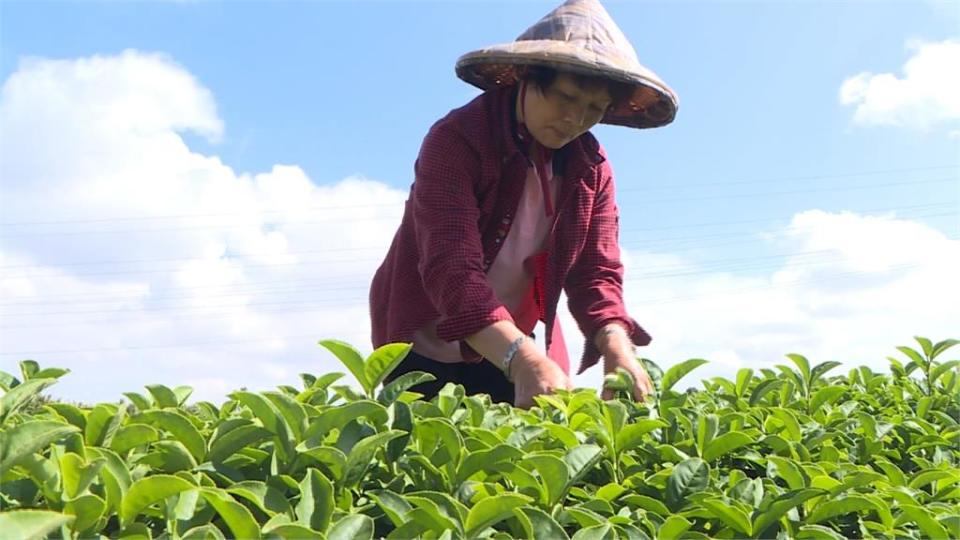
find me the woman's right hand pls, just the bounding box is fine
[511,350,572,409]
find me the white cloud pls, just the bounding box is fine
[1,50,956,406]
[840,39,960,130]
[569,209,959,393]
[0,50,406,403]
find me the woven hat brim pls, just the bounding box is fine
[456,41,678,129]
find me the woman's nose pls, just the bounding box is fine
[563,106,588,127]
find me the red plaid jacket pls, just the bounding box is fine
[369,84,651,375]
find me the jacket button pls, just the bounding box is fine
[502,217,511,224]
[494,238,501,244]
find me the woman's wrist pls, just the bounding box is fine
[595,323,634,356]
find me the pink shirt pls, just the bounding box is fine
[411,161,558,362]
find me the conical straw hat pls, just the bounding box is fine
[455,0,678,129]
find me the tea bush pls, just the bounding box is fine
[0,337,957,539]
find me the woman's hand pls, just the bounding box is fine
[601,351,655,402]
[511,350,572,409]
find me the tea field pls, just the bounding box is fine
[0,337,957,539]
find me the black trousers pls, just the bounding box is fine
[384,350,515,405]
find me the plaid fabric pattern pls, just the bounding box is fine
[369,84,651,375]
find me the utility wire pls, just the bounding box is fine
[1,252,939,320]
[2,164,953,228]
[1,176,954,239]
[0,262,923,355]
[1,207,954,280]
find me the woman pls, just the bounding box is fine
[369,0,678,408]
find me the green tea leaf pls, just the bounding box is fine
[378,371,436,406]
[464,493,531,539]
[369,489,413,527]
[571,522,614,540]
[343,430,407,488]
[199,487,262,540]
[59,453,106,500]
[523,454,569,506]
[327,514,374,540]
[701,497,751,535]
[786,354,812,387]
[806,495,877,524]
[809,386,846,414]
[564,445,603,497]
[796,524,847,540]
[63,493,106,534]
[703,431,754,462]
[658,515,691,540]
[84,403,125,448]
[296,468,334,532]
[696,414,719,457]
[263,391,308,442]
[120,474,195,526]
[457,444,524,485]
[0,378,56,424]
[145,384,180,409]
[0,510,74,540]
[931,360,960,385]
[771,408,802,442]
[616,418,669,452]
[810,361,842,385]
[319,340,369,394]
[0,420,80,474]
[228,481,292,517]
[403,495,460,534]
[518,506,570,540]
[897,346,927,369]
[666,458,709,511]
[621,494,670,516]
[662,359,708,393]
[208,424,273,464]
[364,343,412,394]
[752,488,824,538]
[930,338,959,360]
[181,524,228,540]
[230,391,295,461]
[899,504,950,540]
[765,455,808,490]
[908,469,957,490]
[735,368,754,398]
[749,379,783,406]
[110,424,159,455]
[303,400,389,444]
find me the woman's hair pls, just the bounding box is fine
[522,65,634,109]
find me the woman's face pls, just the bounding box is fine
[520,73,613,149]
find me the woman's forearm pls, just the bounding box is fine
[594,322,634,357]
[465,320,541,371]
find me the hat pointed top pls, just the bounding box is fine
[455,0,678,129]
[516,0,641,68]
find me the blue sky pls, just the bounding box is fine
[1,0,957,403]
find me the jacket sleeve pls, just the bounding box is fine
[564,158,652,375]
[411,122,514,352]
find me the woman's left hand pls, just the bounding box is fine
[601,349,655,402]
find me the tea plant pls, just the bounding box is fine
[0,337,957,539]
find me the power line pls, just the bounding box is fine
[1,177,954,239]
[2,164,953,228]
[2,249,943,320]
[0,201,951,271]
[0,262,924,354]
[0,204,953,278]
